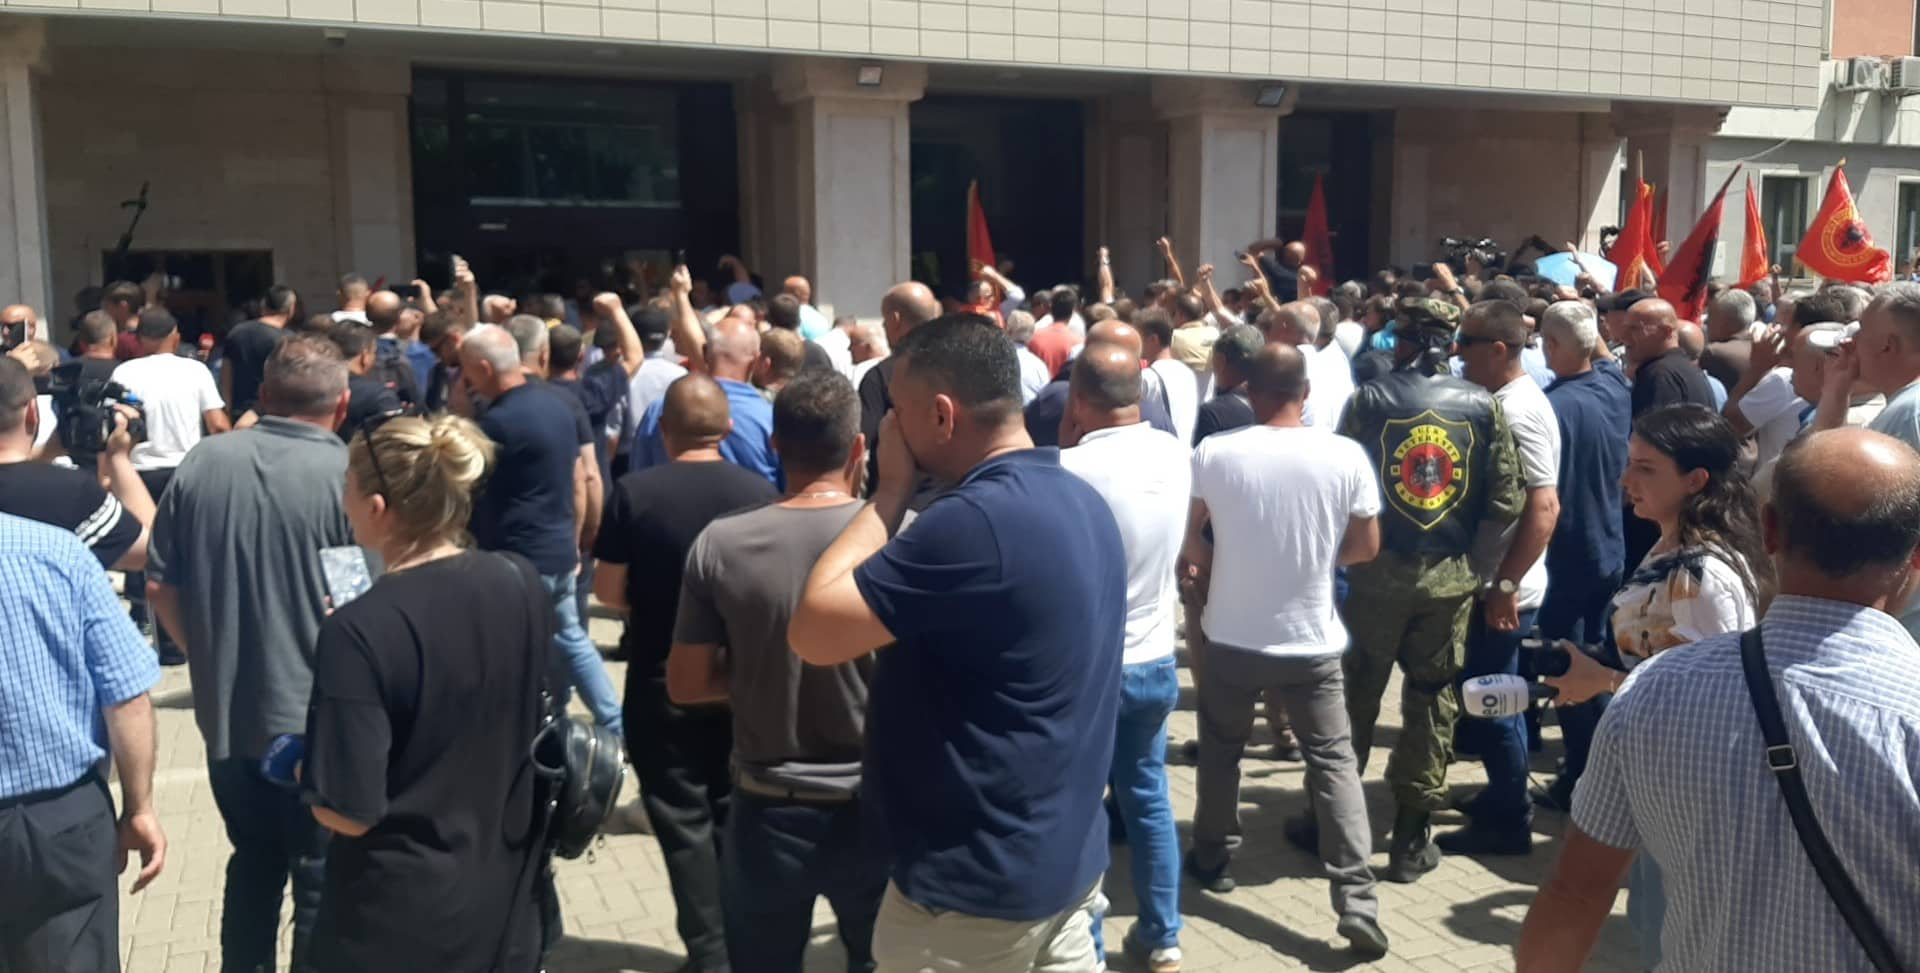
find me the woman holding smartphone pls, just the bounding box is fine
[1545,402,1771,969]
[302,412,556,972]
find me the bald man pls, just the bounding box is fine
[1522,428,1920,970]
[1620,298,1716,568]
[593,372,780,973]
[1025,323,1178,447]
[628,314,780,485]
[1058,342,1193,965]
[858,281,942,497]
[1673,320,1729,412]
[355,290,423,407]
[1248,238,1309,301]
[781,275,832,340]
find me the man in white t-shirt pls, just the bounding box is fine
[111,310,230,483]
[1138,309,1199,446]
[1258,302,1354,429]
[1181,343,1390,960]
[110,308,230,664]
[1724,326,1809,472]
[1059,344,1190,972]
[1445,299,1561,855]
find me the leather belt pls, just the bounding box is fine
[733,772,856,805]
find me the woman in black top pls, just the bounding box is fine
[303,413,554,972]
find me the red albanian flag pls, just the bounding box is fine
[1795,164,1891,284]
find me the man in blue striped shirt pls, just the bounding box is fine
[1519,427,1920,971]
[0,513,165,972]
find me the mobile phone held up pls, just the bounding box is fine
[320,546,374,611]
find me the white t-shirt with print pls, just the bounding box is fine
[112,353,225,471]
[1471,374,1560,611]
[1192,424,1380,657]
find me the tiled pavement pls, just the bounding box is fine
[114,612,1637,972]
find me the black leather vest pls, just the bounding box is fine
[1342,363,1503,558]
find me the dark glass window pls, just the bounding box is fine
[460,80,680,209]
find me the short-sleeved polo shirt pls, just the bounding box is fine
[852,448,1126,921]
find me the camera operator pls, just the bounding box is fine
[0,356,151,572]
[44,312,124,470]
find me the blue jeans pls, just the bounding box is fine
[542,571,623,737]
[1457,607,1536,828]
[1095,656,1182,956]
[1538,568,1623,787]
[721,792,887,972]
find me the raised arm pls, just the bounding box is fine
[592,292,647,378]
[669,264,710,374]
[1157,237,1187,290]
[1097,246,1116,305]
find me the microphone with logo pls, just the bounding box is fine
[1460,630,1576,720]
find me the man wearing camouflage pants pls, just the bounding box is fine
[1328,297,1525,883]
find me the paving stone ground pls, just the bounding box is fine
[114,610,1637,972]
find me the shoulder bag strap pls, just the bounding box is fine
[1739,627,1908,973]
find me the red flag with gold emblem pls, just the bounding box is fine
[1796,164,1891,283]
[1738,175,1770,286]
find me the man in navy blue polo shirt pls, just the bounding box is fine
[1533,301,1631,811]
[789,315,1126,972]
[461,325,622,736]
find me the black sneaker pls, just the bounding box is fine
[1283,812,1319,854]
[158,646,187,667]
[1337,913,1390,958]
[1434,822,1533,856]
[1384,840,1441,883]
[1531,778,1576,813]
[1183,854,1235,893]
[1447,787,1486,817]
[1269,741,1303,762]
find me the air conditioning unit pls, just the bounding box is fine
[1836,56,1888,92]
[1890,56,1920,94]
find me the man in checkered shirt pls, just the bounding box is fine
[1517,427,1920,971]
[0,513,166,971]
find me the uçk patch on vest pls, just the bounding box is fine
[1381,410,1475,530]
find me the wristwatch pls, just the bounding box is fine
[1491,578,1519,595]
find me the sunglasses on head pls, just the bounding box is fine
[358,409,409,498]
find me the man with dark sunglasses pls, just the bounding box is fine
[144,335,356,973]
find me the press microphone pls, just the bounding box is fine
[1461,674,1558,719]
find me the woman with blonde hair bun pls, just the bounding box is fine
[300,412,558,972]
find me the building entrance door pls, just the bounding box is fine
[410,72,739,298]
[909,96,1085,301]
[1278,111,1382,283]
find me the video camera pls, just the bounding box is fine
[48,361,146,457]
[1460,628,1587,720]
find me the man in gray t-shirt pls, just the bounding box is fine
[146,335,355,973]
[665,370,886,971]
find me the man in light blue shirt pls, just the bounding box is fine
[0,513,165,968]
[1519,428,1920,970]
[628,314,781,487]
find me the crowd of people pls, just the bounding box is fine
[2,229,1919,973]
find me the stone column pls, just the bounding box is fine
[0,19,51,318]
[1153,78,1295,283]
[1612,102,1729,240]
[772,56,926,318]
[1084,94,1167,291]
[322,54,413,280]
